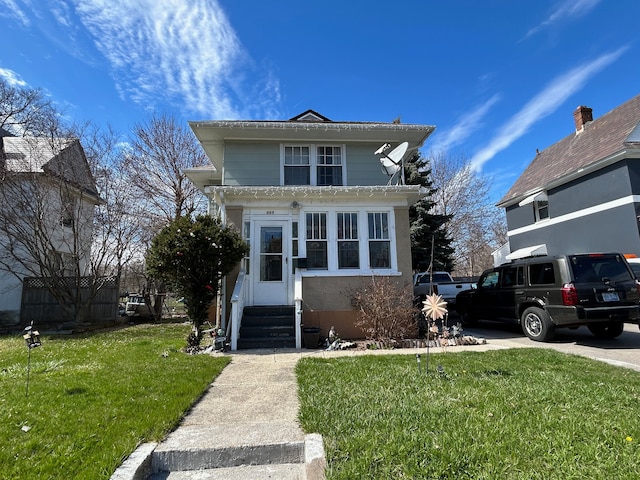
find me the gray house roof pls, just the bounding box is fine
[1,136,99,200]
[497,94,640,208]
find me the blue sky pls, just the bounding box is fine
[1,0,638,201]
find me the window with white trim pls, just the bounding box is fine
[535,200,549,221]
[284,146,310,185]
[282,145,344,186]
[306,212,327,269]
[337,212,359,269]
[368,212,390,268]
[316,146,342,186]
[301,208,396,274]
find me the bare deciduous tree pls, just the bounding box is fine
[427,150,507,277]
[0,77,59,136]
[126,113,208,225]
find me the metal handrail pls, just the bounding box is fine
[294,269,303,349]
[229,269,246,350]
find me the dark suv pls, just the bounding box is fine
[455,253,640,341]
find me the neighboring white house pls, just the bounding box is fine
[0,133,101,329]
[186,110,435,349]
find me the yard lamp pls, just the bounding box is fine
[22,321,42,397]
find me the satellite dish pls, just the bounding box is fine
[376,141,408,185]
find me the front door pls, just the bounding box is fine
[252,220,289,305]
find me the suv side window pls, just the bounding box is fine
[529,262,555,285]
[480,271,500,288]
[501,265,524,287]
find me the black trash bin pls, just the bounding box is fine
[303,327,322,349]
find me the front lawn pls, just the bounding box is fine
[297,349,640,479]
[0,324,229,479]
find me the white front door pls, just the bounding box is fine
[252,220,289,305]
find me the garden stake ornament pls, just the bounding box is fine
[421,293,448,374]
[22,321,42,397]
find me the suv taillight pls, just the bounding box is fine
[562,283,579,306]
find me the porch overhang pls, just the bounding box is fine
[505,244,548,260]
[203,185,427,207]
[189,120,435,174]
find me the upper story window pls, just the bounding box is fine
[282,144,345,186]
[535,199,549,222]
[60,191,75,228]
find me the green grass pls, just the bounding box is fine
[297,349,640,479]
[0,324,230,479]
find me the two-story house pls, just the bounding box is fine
[0,132,101,329]
[497,94,640,262]
[186,110,434,349]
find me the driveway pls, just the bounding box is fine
[460,319,640,372]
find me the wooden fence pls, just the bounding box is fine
[20,276,121,332]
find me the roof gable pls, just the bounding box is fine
[1,137,99,197]
[288,110,332,122]
[498,94,640,207]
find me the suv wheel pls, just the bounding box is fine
[587,322,624,339]
[521,307,555,342]
[456,303,478,327]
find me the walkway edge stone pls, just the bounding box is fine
[305,433,326,480]
[109,442,157,480]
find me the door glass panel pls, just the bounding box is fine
[260,226,283,282]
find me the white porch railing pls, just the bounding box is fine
[294,269,303,349]
[229,269,246,351]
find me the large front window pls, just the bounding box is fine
[337,212,359,269]
[300,209,394,273]
[368,212,390,268]
[283,144,344,186]
[306,212,327,269]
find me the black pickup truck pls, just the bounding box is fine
[455,253,640,341]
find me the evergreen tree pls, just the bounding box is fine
[404,153,455,272]
[145,215,248,339]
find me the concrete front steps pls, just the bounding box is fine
[238,306,296,349]
[147,432,324,479]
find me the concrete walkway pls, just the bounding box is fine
[111,340,519,480]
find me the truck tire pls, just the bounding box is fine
[521,306,555,342]
[456,303,478,327]
[587,322,624,339]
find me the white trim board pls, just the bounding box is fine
[508,195,640,236]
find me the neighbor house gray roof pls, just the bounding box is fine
[497,94,640,208]
[1,136,99,199]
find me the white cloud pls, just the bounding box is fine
[524,0,601,39]
[68,0,278,119]
[0,68,27,87]
[429,94,501,154]
[469,46,628,171]
[0,0,31,26]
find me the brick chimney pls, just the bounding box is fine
[573,105,593,133]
